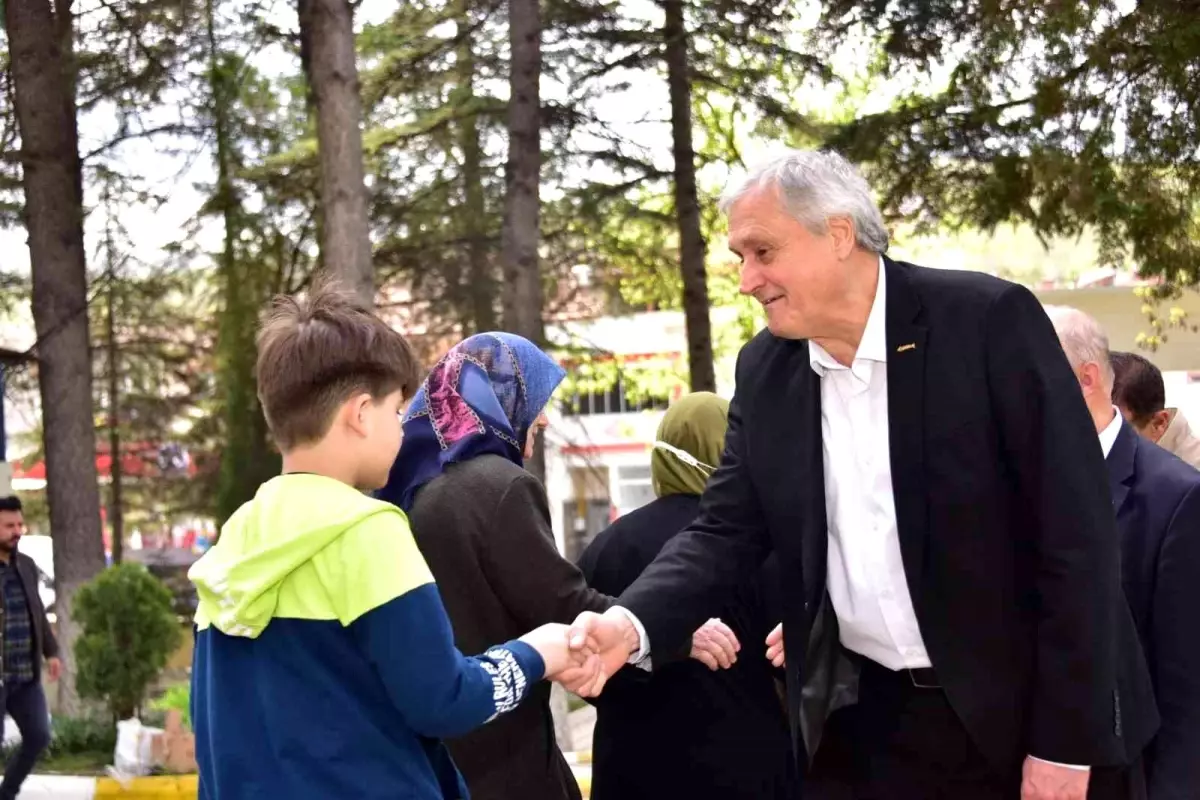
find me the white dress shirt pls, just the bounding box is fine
[1099,407,1122,459]
[808,261,931,670]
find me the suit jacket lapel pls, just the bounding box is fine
[772,339,827,607]
[884,258,931,604]
[1106,420,1137,515]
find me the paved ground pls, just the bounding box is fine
[14,705,601,798]
[568,703,596,752]
[12,775,94,799]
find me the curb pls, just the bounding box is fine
[21,760,587,798]
[95,776,199,798]
[17,775,198,799]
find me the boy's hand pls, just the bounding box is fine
[519,623,596,680]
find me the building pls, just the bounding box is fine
[542,275,1200,561]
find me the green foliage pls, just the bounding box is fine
[816,1,1200,289]
[0,715,117,770]
[73,564,183,722]
[149,683,192,731]
[47,715,119,758]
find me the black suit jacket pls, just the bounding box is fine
[1108,421,1200,799]
[618,258,1158,775]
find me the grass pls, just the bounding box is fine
[35,750,111,775]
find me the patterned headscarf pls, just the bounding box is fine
[378,332,566,511]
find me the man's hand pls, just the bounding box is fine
[519,623,607,696]
[1021,756,1090,800]
[766,623,785,667]
[565,608,640,697]
[46,657,63,682]
[690,618,740,670]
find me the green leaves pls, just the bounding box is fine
[73,564,183,723]
[818,1,1200,289]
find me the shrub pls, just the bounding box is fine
[74,563,183,722]
[47,715,117,757]
[149,684,191,731]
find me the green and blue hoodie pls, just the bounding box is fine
[189,474,545,800]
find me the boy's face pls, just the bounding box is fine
[355,388,407,491]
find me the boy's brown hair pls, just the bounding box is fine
[255,282,421,451]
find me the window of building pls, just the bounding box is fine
[614,464,655,513]
[560,371,670,416]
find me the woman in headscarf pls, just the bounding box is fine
[578,391,798,800]
[377,332,611,800]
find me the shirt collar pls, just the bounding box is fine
[809,257,888,377]
[1099,407,1123,458]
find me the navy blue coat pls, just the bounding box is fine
[1108,419,1200,799]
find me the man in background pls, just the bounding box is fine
[1110,351,1200,469]
[0,495,61,800]
[1048,309,1200,799]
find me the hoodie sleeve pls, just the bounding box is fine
[322,509,546,739]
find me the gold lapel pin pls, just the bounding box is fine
[896,343,917,353]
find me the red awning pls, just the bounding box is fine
[13,442,195,481]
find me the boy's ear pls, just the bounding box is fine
[345,393,374,438]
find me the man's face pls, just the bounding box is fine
[729,187,844,340]
[0,510,24,553]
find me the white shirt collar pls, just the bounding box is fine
[1099,407,1122,458]
[809,257,888,377]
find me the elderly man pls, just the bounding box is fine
[1109,351,1200,469]
[1047,308,1200,800]
[563,150,1157,800]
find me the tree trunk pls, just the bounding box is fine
[500,0,544,346]
[456,0,496,333]
[104,209,124,565]
[6,0,107,715]
[663,0,715,393]
[298,0,374,306]
[501,0,547,483]
[208,0,278,526]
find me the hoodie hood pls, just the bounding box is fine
[189,474,399,638]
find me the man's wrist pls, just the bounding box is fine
[1029,755,1090,772]
[605,606,648,662]
[604,607,638,656]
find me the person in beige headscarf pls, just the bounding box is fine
[1110,351,1200,468]
[577,393,797,800]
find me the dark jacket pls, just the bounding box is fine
[579,493,797,800]
[4,550,59,680]
[616,259,1159,776]
[1107,420,1200,799]
[407,455,612,800]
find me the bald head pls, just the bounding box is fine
[1043,305,1114,391]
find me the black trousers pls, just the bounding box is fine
[0,679,51,800]
[807,658,1145,800]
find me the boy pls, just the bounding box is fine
[189,286,597,800]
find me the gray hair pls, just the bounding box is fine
[719,150,890,254]
[1043,305,1114,389]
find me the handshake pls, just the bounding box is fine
[518,607,746,697]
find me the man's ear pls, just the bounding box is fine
[1079,362,1105,399]
[827,216,857,260]
[1148,409,1172,443]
